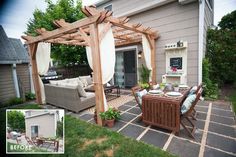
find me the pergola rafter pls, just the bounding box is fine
[22,6,158,126]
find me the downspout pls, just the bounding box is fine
[29,64,35,93]
[198,0,205,84]
[12,64,20,98]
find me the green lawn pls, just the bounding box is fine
[230,90,236,114]
[2,104,175,157]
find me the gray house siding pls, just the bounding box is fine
[131,1,199,86]
[97,0,159,16]
[0,65,16,104]
[98,1,200,85]
[94,0,213,85]
[203,1,214,57]
[16,64,31,94]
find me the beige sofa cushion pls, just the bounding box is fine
[50,80,67,85]
[79,75,92,86]
[80,92,95,102]
[77,84,87,97]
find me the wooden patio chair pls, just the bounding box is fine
[131,85,143,109]
[192,83,203,120]
[180,88,203,139]
[25,136,37,146]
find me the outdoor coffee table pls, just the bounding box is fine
[142,88,190,134]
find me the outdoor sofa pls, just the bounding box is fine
[44,76,96,112]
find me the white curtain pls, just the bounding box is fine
[36,42,51,104]
[86,23,115,111]
[142,35,152,80]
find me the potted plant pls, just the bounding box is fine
[160,83,166,90]
[94,109,106,126]
[173,83,179,92]
[139,82,150,90]
[99,108,121,128]
[139,64,151,88]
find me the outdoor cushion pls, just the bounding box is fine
[181,94,196,114]
[136,89,148,106]
[79,75,92,85]
[77,84,87,97]
[80,92,95,101]
[188,86,197,96]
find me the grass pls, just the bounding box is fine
[1,104,175,157]
[229,90,236,114]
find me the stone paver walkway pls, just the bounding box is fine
[45,93,236,157]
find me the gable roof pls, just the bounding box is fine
[9,38,29,63]
[0,25,18,64]
[0,25,29,64]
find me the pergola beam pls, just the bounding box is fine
[22,15,100,44]
[22,6,158,127]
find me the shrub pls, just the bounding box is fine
[139,64,151,83]
[1,97,24,108]
[25,92,36,100]
[202,58,218,99]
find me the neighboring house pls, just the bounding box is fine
[0,25,33,104]
[91,0,214,87]
[25,110,59,139]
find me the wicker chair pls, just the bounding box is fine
[180,88,203,139]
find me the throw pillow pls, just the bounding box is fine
[80,78,88,87]
[181,94,196,114]
[77,84,87,97]
[188,86,197,96]
[136,89,148,105]
[79,75,92,85]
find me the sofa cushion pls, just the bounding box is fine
[50,80,67,86]
[79,75,92,86]
[77,84,87,97]
[80,92,95,102]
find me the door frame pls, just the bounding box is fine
[115,46,139,87]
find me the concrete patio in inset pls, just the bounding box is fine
[44,92,236,157]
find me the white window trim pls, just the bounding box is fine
[198,0,205,85]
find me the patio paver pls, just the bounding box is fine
[167,137,200,157]
[45,94,236,157]
[204,147,236,157]
[119,124,145,139]
[206,133,236,153]
[140,130,169,148]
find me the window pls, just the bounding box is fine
[104,4,112,11]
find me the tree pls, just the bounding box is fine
[25,0,87,65]
[205,10,236,85]
[7,111,25,132]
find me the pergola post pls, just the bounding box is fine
[89,23,105,126]
[28,43,42,104]
[150,37,156,83]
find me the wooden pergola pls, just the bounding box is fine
[22,6,158,125]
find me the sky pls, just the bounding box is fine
[0,0,235,42]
